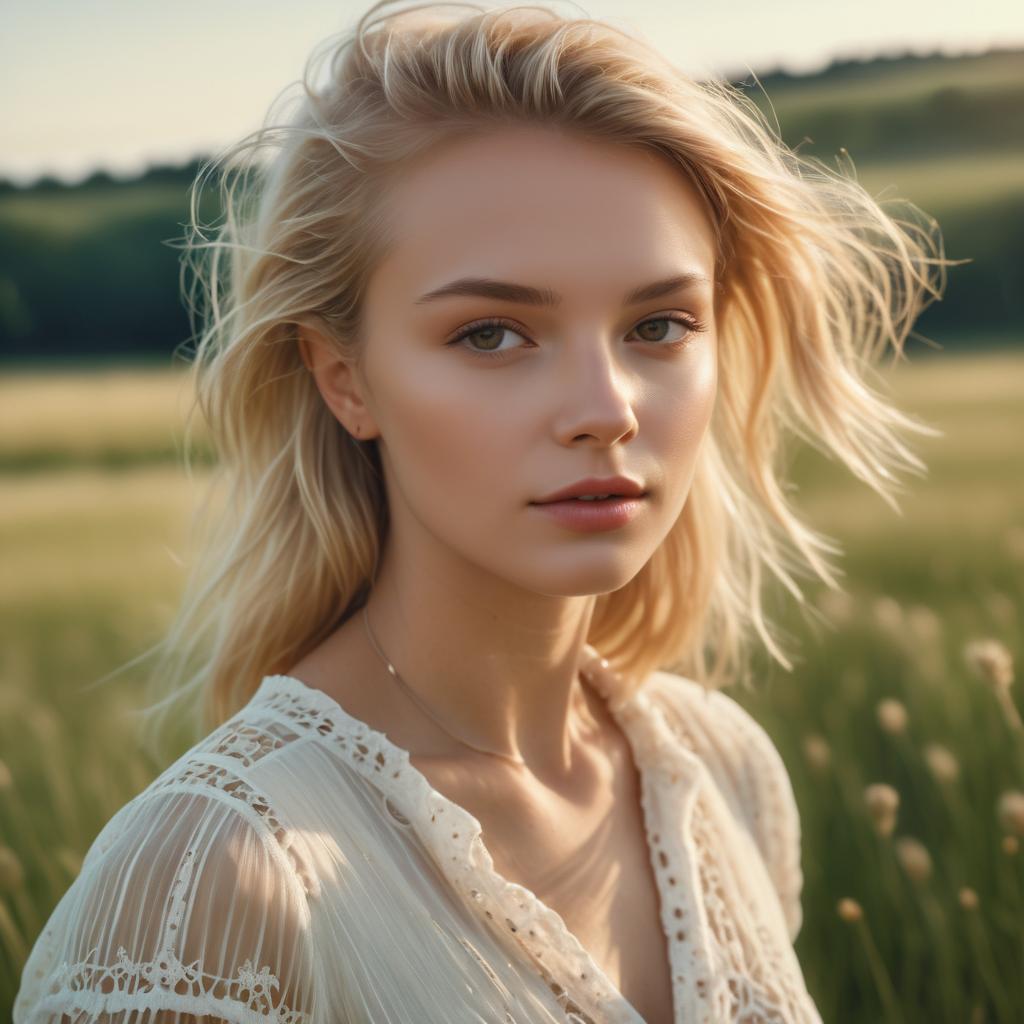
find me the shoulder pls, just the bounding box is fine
[643,668,805,942]
[14,711,319,1024]
[84,702,318,888]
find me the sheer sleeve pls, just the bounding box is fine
[13,786,318,1024]
[650,671,805,944]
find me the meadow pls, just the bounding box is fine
[0,347,1022,1022]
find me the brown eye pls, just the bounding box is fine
[464,325,510,352]
[631,315,706,345]
[447,318,529,360]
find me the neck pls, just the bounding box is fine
[358,540,604,779]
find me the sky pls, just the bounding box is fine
[3,0,1023,186]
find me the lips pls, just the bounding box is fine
[532,491,647,505]
[528,492,648,532]
[531,475,646,504]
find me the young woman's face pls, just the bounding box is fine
[357,125,718,597]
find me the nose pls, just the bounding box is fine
[553,338,639,445]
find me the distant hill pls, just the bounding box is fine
[1,47,1021,363]
[0,159,208,196]
[732,47,1024,162]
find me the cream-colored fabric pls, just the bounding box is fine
[14,648,821,1023]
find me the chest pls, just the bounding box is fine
[519,790,677,1024]
[421,739,677,1023]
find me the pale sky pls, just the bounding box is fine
[4,0,1023,185]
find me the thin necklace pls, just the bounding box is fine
[361,605,598,769]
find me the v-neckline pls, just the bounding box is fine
[253,646,708,1023]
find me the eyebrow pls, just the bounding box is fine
[413,272,713,308]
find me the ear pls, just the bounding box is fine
[296,323,379,441]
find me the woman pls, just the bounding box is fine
[14,1,947,1021]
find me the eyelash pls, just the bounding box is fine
[446,314,708,361]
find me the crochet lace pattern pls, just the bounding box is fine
[37,945,307,1024]
[243,643,812,1023]
[25,645,811,1024]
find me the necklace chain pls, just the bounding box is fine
[361,605,597,768]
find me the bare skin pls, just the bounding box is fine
[288,627,675,1021]
[293,123,719,1021]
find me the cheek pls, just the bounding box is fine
[690,343,718,434]
[379,356,523,512]
[653,342,717,462]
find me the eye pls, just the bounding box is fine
[629,315,708,346]
[445,318,529,360]
[445,313,709,362]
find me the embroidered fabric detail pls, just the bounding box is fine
[86,717,300,862]
[15,734,319,1024]
[208,720,290,767]
[648,675,806,946]
[245,647,820,1024]
[36,944,309,1024]
[712,694,806,944]
[689,789,807,1022]
[644,674,819,1022]
[136,719,320,901]
[252,651,651,1023]
[251,648,704,1023]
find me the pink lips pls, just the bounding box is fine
[531,475,645,504]
[528,494,647,533]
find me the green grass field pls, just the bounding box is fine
[1,349,1022,1022]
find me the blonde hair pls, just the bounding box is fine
[126,0,950,754]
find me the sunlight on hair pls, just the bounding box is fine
[94,0,954,755]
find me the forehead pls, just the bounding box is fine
[369,126,718,301]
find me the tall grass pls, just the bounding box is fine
[0,349,1021,1021]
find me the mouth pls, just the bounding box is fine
[529,492,649,505]
[527,492,649,532]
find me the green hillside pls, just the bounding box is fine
[1,47,1021,363]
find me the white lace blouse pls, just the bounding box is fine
[13,645,823,1023]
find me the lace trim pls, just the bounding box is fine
[244,652,820,1024]
[207,720,291,767]
[21,717,318,1024]
[718,695,805,944]
[37,944,309,1024]
[648,680,820,1023]
[136,755,319,901]
[431,916,600,1023]
[82,711,320,903]
[656,679,805,947]
[251,648,712,1023]
[689,789,806,1022]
